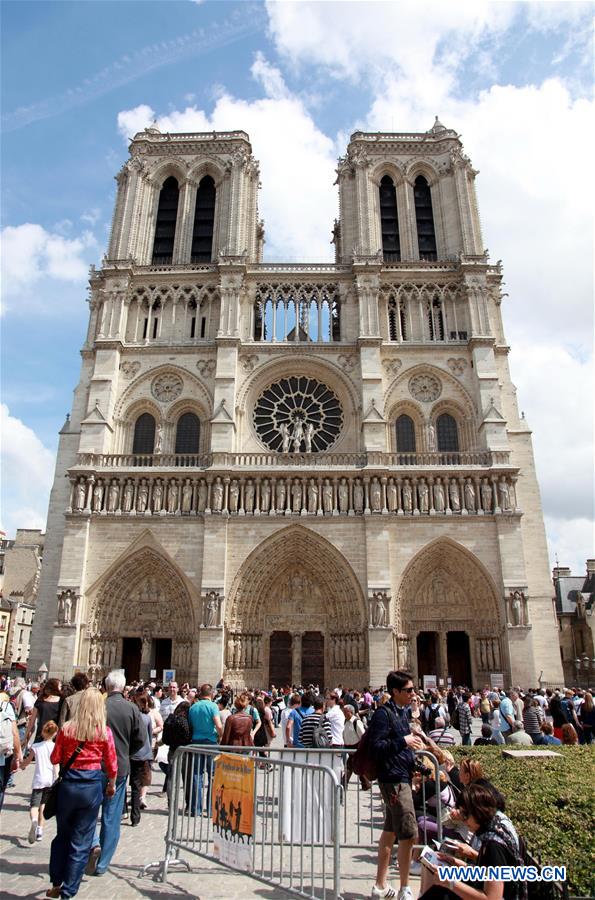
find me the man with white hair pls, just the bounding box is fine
[427,716,455,746]
[86,670,145,877]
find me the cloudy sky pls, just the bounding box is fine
[1,0,593,575]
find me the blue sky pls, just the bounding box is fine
[1,0,593,574]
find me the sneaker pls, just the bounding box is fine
[397,887,414,900]
[371,887,397,899]
[36,826,44,842]
[28,821,37,844]
[85,846,101,876]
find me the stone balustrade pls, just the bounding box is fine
[75,449,510,470]
[67,470,520,518]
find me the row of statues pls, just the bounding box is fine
[477,637,501,671]
[279,420,316,453]
[71,472,516,517]
[329,633,367,669]
[226,633,262,670]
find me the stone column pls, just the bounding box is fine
[292,632,303,686]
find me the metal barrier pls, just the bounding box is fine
[140,744,444,899]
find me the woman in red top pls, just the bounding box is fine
[47,688,117,899]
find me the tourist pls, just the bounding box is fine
[419,783,524,900]
[539,721,561,745]
[221,693,255,747]
[9,677,35,750]
[281,693,300,747]
[549,693,570,740]
[489,697,505,744]
[217,696,231,731]
[0,691,22,811]
[187,684,223,815]
[57,673,90,727]
[253,696,273,753]
[26,679,62,745]
[47,687,117,899]
[20,719,58,843]
[288,691,314,749]
[342,704,370,789]
[498,691,516,741]
[325,692,345,747]
[578,692,594,744]
[161,700,191,803]
[85,670,145,878]
[456,693,473,746]
[474,724,498,746]
[367,669,424,900]
[505,721,533,746]
[159,681,183,720]
[129,693,153,826]
[427,716,455,747]
[522,696,544,744]
[560,723,579,745]
[147,693,163,768]
[298,695,333,748]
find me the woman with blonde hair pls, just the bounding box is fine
[46,688,117,899]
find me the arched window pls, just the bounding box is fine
[132,413,156,454]
[191,176,216,262]
[396,415,416,452]
[414,175,437,261]
[380,175,400,262]
[175,412,200,454]
[152,177,179,264]
[437,413,459,452]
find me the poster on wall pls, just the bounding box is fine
[212,752,255,871]
[490,673,504,689]
[162,669,176,685]
[423,675,437,692]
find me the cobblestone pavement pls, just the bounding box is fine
[0,722,472,899]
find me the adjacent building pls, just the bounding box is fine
[0,529,44,671]
[553,560,595,688]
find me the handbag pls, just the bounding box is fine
[43,740,85,820]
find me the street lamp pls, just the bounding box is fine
[38,662,48,683]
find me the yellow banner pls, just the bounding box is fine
[212,752,255,843]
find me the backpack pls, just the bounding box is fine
[0,701,15,757]
[311,715,331,748]
[450,704,460,732]
[161,713,176,746]
[351,705,398,782]
[426,705,440,732]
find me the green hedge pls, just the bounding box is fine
[452,747,595,897]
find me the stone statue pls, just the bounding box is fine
[244,479,255,513]
[427,423,437,452]
[57,590,74,625]
[57,593,65,624]
[292,420,304,452]
[498,479,510,511]
[372,592,388,627]
[167,479,179,513]
[92,479,104,512]
[307,478,319,513]
[276,479,286,512]
[402,479,413,513]
[353,479,364,513]
[182,479,193,513]
[204,591,219,628]
[261,478,271,512]
[280,422,291,453]
[212,477,223,512]
[338,478,349,513]
[304,422,315,453]
[387,479,397,512]
[433,478,445,512]
[449,479,461,511]
[418,479,429,513]
[464,478,475,511]
[123,479,134,512]
[229,480,239,513]
[291,479,302,512]
[152,479,163,512]
[154,424,163,454]
[75,478,86,511]
[481,478,492,512]
[227,637,235,667]
[136,479,149,513]
[370,477,382,511]
[107,480,120,513]
[197,480,208,512]
[322,479,333,514]
[510,591,524,626]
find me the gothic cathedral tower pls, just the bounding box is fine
[29,121,563,690]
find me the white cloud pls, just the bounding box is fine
[1,224,97,313]
[0,405,55,539]
[81,207,101,226]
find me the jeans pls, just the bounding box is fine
[0,757,13,812]
[49,770,103,898]
[187,741,217,814]
[91,774,127,874]
[461,732,471,746]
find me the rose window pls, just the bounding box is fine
[253,376,343,452]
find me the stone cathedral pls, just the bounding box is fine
[29,120,563,690]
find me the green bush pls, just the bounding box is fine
[452,747,595,897]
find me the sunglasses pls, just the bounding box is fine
[402,687,415,693]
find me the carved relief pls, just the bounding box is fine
[151,373,183,403]
[409,373,442,402]
[203,590,222,628]
[447,358,467,376]
[120,361,141,379]
[383,359,403,376]
[196,359,216,378]
[240,354,259,373]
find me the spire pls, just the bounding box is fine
[429,116,447,134]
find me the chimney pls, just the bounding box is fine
[552,566,571,581]
[586,560,595,576]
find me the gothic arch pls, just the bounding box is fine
[187,158,227,188]
[384,363,477,420]
[396,537,502,634]
[227,525,366,630]
[147,158,188,187]
[370,160,405,187]
[114,364,213,420]
[404,160,440,187]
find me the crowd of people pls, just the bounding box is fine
[0,669,593,899]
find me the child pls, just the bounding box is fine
[20,719,58,843]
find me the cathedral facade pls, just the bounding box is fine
[29,121,563,690]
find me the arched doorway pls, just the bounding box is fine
[396,539,505,688]
[86,547,197,683]
[226,526,367,688]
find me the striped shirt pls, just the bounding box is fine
[298,713,333,748]
[428,726,456,746]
